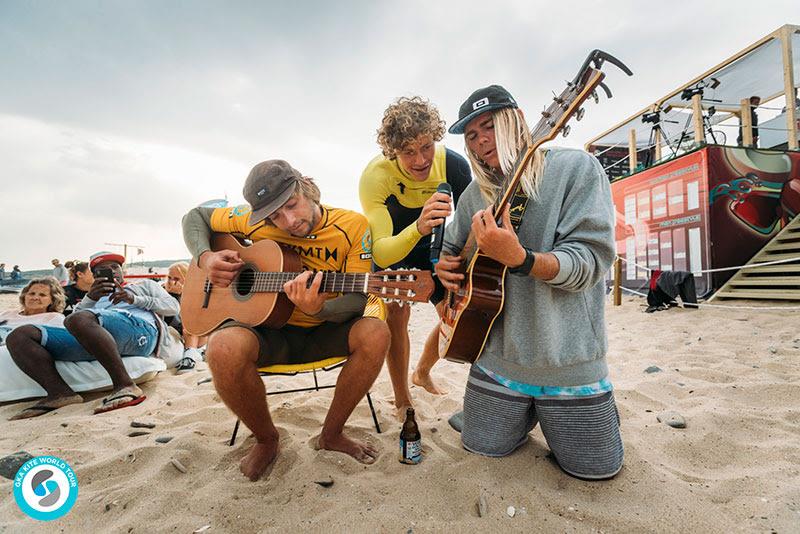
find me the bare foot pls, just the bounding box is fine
[316,432,378,464]
[9,394,83,420]
[412,370,447,395]
[239,436,279,481]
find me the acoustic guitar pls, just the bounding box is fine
[439,50,632,364]
[181,234,434,336]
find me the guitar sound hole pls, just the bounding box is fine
[236,268,256,296]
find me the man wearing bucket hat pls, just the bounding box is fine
[436,85,624,479]
[182,159,389,481]
[7,251,181,419]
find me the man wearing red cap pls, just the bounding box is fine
[6,251,181,419]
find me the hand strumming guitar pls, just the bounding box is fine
[199,250,245,288]
[283,271,328,316]
[434,255,463,292]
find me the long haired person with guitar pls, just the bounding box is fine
[437,85,624,479]
[181,160,390,481]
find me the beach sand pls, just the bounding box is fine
[1,292,799,532]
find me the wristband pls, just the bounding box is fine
[509,247,535,276]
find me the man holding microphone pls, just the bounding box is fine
[360,96,471,416]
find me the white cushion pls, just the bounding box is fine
[0,346,166,402]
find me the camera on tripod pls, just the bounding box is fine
[642,111,661,124]
[680,77,721,101]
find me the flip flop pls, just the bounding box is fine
[8,405,58,421]
[94,389,146,414]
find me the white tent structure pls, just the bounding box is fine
[586,24,799,178]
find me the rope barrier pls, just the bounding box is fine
[618,286,800,311]
[615,254,800,275]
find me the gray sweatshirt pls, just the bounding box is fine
[442,148,615,386]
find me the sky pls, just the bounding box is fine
[0,0,796,270]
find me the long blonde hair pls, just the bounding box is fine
[464,107,546,205]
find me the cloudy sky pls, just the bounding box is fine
[0,1,796,269]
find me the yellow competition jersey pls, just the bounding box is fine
[209,204,372,327]
[359,146,471,268]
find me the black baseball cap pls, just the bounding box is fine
[243,160,303,225]
[448,85,518,134]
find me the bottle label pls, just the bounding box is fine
[400,438,422,464]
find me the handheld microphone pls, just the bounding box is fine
[429,182,452,264]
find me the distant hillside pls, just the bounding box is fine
[17,259,191,279]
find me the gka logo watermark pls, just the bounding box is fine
[13,455,78,521]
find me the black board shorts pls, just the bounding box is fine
[216,317,361,367]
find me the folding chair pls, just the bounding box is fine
[229,295,386,445]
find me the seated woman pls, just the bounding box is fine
[63,262,94,316]
[0,277,66,344]
[163,261,206,374]
[1,277,166,406]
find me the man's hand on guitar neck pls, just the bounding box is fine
[199,250,245,287]
[472,204,527,268]
[471,204,560,281]
[283,271,327,316]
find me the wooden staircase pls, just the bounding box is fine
[709,214,800,301]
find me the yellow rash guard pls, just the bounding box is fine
[359,146,471,268]
[207,204,372,328]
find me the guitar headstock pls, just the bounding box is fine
[530,50,632,144]
[369,269,434,305]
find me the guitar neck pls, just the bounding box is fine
[241,271,370,294]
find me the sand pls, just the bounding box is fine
[1,292,799,532]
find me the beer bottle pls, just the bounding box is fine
[400,407,422,464]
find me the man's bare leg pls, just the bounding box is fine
[206,328,279,481]
[411,322,447,395]
[411,301,446,394]
[384,302,412,413]
[317,317,389,463]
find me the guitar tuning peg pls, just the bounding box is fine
[591,91,599,104]
[562,125,571,137]
[552,92,564,104]
[576,107,585,121]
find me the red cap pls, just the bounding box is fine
[89,251,126,269]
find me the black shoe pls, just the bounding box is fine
[175,357,196,374]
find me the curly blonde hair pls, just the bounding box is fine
[376,96,445,159]
[19,276,66,313]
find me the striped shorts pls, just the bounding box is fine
[462,366,624,479]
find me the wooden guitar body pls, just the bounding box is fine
[438,252,506,364]
[181,235,299,336]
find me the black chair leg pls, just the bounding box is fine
[230,391,381,446]
[367,392,381,434]
[230,418,241,446]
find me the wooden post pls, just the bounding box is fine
[654,131,662,163]
[613,257,622,306]
[692,94,705,144]
[780,26,798,150]
[741,98,754,146]
[628,129,637,174]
